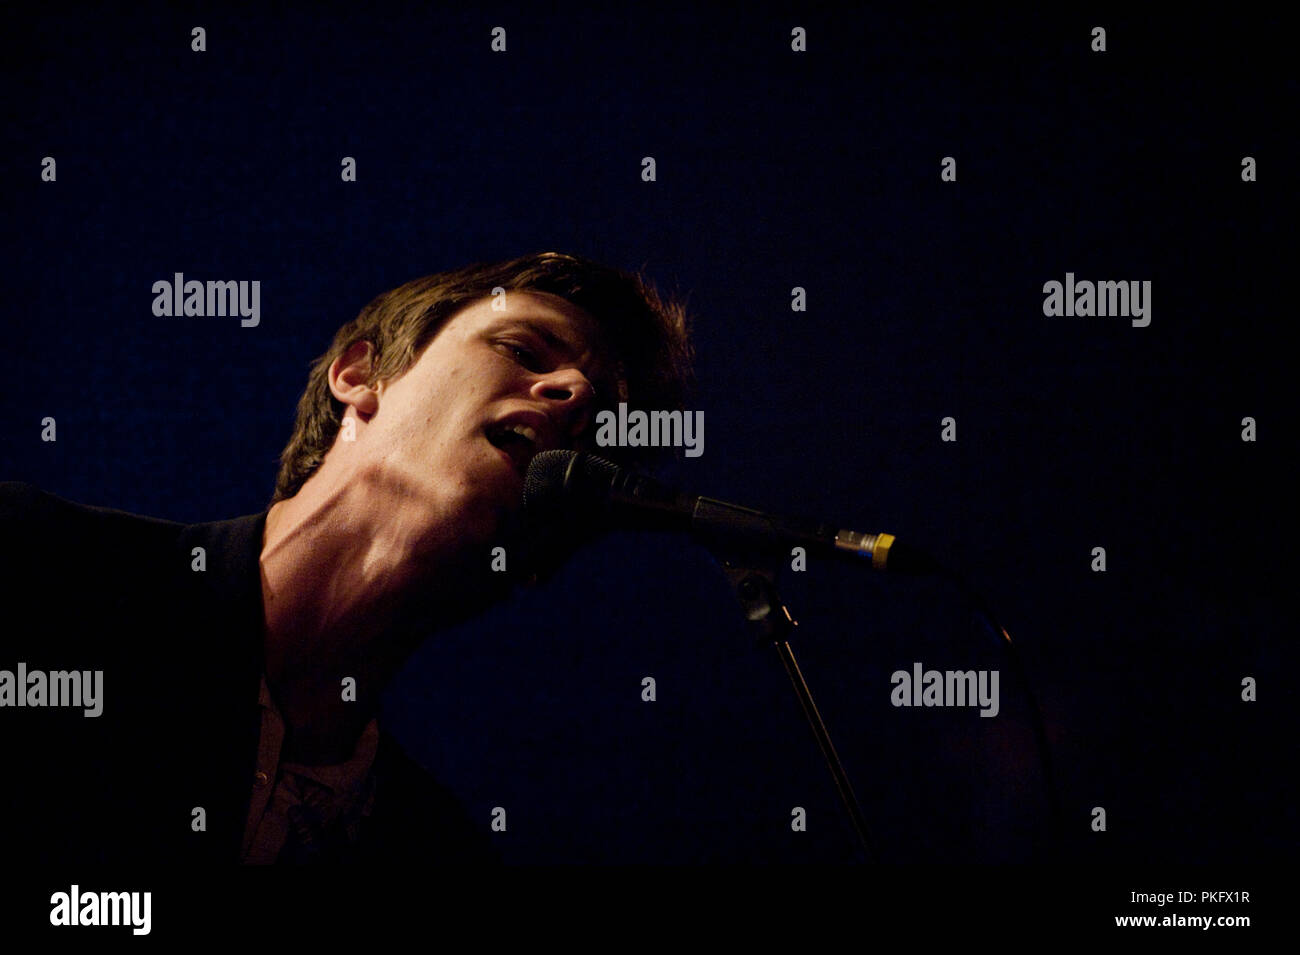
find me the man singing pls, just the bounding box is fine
[1,251,693,863]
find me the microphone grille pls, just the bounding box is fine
[524,450,576,508]
[524,450,621,510]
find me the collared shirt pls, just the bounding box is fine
[240,674,381,864]
[3,482,495,865]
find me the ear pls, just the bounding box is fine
[328,340,380,418]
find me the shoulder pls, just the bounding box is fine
[0,480,81,528]
[0,482,190,589]
[0,481,183,541]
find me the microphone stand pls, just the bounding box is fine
[712,546,876,862]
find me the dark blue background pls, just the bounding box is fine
[3,6,1288,863]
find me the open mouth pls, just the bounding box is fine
[485,422,542,476]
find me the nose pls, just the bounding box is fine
[529,366,597,441]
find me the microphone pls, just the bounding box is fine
[523,450,941,574]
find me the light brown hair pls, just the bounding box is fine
[271,252,694,504]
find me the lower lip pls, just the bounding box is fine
[487,437,525,477]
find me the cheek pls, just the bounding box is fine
[374,349,509,460]
[383,391,483,472]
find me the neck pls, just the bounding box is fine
[258,459,496,763]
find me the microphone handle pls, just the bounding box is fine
[600,468,935,573]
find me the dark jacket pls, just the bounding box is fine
[0,482,495,865]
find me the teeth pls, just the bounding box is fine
[505,424,538,445]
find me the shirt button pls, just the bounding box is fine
[254,771,270,787]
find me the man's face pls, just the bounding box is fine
[347,290,611,561]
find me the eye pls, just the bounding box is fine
[497,341,542,371]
